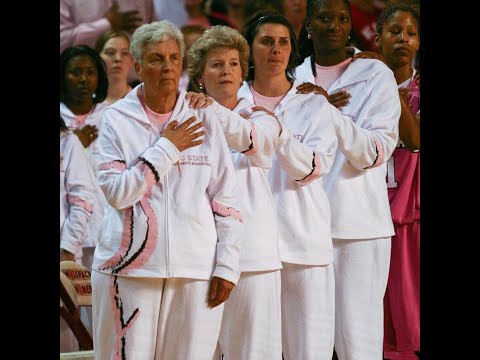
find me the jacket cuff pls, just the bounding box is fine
[212,266,240,286]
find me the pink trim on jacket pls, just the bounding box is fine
[366,138,385,169]
[117,195,159,275]
[99,160,127,171]
[138,162,157,189]
[242,119,258,156]
[212,200,244,223]
[99,207,134,271]
[296,152,321,184]
[67,195,94,213]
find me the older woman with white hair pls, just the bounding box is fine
[91,20,248,360]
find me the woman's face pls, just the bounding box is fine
[375,11,419,70]
[306,0,352,52]
[100,36,132,82]
[135,39,183,95]
[64,55,98,102]
[200,47,243,104]
[252,23,292,78]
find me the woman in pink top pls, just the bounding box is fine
[356,4,421,359]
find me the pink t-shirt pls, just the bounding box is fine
[249,84,287,112]
[314,57,352,91]
[138,87,173,132]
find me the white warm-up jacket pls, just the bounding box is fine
[296,55,400,239]
[224,98,283,271]
[238,81,338,265]
[60,132,96,262]
[60,102,109,249]
[92,86,244,285]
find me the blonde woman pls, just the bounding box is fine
[188,25,284,360]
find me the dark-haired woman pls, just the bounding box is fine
[60,115,96,352]
[295,0,401,358]
[360,4,420,359]
[60,44,110,271]
[239,12,338,359]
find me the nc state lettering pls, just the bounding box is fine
[179,155,209,162]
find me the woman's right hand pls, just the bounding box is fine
[73,125,98,148]
[296,82,350,109]
[161,116,206,152]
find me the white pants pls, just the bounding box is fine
[92,271,224,360]
[333,237,391,360]
[281,262,335,360]
[214,270,282,360]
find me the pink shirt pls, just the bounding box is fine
[138,87,172,132]
[314,57,352,91]
[249,84,287,112]
[387,72,420,225]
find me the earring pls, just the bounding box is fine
[198,83,204,90]
[307,33,312,39]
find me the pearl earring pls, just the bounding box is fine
[198,83,204,90]
[307,33,312,39]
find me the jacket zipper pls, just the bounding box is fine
[165,174,171,277]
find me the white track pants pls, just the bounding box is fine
[281,262,335,360]
[333,237,391,360]
[214,270,282,360]
[92,271,224,360]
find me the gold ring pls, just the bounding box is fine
[90,133,94,138]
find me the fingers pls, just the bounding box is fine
[296,82,311,91]
[251,105,274,116]
[208,278,234,308]
[330,89,350,108]
[184,122,205,134]
[81,125,99,142]
[176,116,197,130]
[189,130,206,140]
[164,120,179,131]
[296,83,327,97]
[209,277,219,302]
[238,112,250,119]
[187,93,212,109]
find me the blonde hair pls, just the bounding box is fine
[188,26,250,93]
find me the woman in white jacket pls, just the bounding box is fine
[91,20,246,360]
[187,25,284,360]
[60,115,96,353]
[60,45,110,271]
[238,12,338,360]
[295,0,401,359]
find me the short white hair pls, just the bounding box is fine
[130,20,185,63]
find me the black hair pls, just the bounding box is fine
[376,3,420,35]
[60,45,109,104]
[298,0,352,75]
[60,115,69,133]
[243,0,285,23]
[242,11,298,82]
